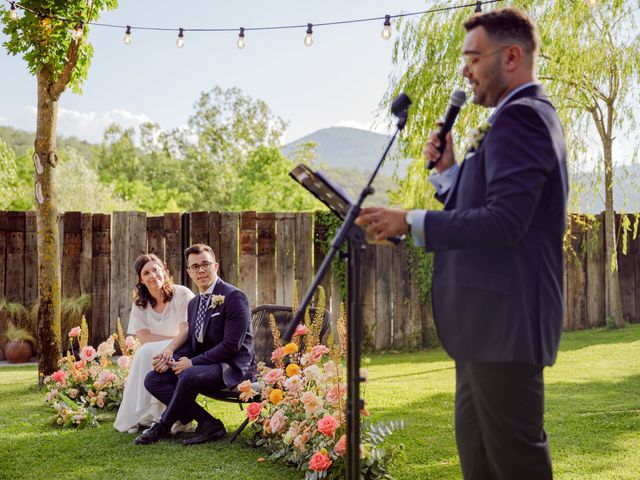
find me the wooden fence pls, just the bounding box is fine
[0,211,638,351]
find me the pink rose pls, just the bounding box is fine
[263,368,284,386]
[117,356,130,368]
[74,360,86,370]
[308,452,332,472]
[68,326,81,337]
[269,410,286,433]
[293,324,309,337]
[79,346,97,362]
[334,434,347,456]
[96,369,116,387]
[51,370,68,384]
[247,402,263,421]
[271,346,285,363]
[124,336,136,349]
[317,415,338,437]
[309,345,330,363]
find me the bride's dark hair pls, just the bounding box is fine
[132,254,174,309]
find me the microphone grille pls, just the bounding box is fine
[450,89,467,107]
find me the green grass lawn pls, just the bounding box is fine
[1,324,639,479]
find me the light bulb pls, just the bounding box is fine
[177,28,185,48]
[304,23,313,47]
[381,15,391,40]
[124,26,132,45]
[237,27,246,49]
[10,2,18,21]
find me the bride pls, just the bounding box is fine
[114,253,194,433]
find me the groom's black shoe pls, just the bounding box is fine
[134,421,171,445]
[183,419,227,445]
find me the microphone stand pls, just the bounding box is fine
[284,94,411,480]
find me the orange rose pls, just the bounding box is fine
[308,451,332,472]
[246,402,263,421]
[317,415,337,437]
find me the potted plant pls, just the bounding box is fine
[4,322,36,363]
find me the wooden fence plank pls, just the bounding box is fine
[110,212,130,333]
[276,213,295,306]
[374,246,393,350]
[566,215,587,329]
[392,244,416,349]
[220,212,239,286]
[360,243,377,350]
[127,212,147,329]
[295,213,313,306]
[586,214,605,328]
[164,213,183,285]
[6,212,25,303]
[191,211,210,246]
[257,213,277,305]
[209,212,222,260]
[24,211,38,306]
[147,216,164,261]
[80,214,93,297]
[62,212,82,299]
[312,217,332,314]
[239,211,257,307]
[0,212,6,300]
[616,213,637,323]
[91,214,110,345]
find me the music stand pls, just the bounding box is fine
[286,92,411,480]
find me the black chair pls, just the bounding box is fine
[207,304,331,443]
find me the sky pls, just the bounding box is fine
[0,0,432,144]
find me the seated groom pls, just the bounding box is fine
[135,243,256,445]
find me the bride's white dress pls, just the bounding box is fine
[114,285,194,432]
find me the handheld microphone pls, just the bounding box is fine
[427,89,467,170]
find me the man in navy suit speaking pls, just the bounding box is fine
[135,243,256,446]
[358,8,567,480]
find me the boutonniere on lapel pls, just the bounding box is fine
[209,294,225,310]
[467,120,492,152]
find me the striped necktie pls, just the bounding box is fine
[194,293,211,342]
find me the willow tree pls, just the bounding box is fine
[387,0,639,328]
[1,0,117,379]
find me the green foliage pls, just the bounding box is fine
[5,321,36,344]
[314,211,347,301]
[1,0,118,94]
[0,139,20,209]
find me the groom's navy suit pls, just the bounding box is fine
[420,84,567,480]
[145,278,256,428]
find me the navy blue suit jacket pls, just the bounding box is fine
[175,279,256,387]
[423,84,568,366]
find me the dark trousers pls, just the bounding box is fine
[144,364,225,428]
[455,361,553,480]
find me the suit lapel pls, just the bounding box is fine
[199,280,224,341]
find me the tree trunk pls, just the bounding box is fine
[603,138,625,328]
[35,69,62,382]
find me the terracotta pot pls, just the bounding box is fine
[4,340,34,363]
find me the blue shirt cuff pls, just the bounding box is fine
[428,163,459,196]
[408,210,427,247]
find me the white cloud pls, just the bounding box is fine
[0,115,7,125]
[25,106,154,143]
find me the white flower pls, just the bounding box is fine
[209,295,225,309]
[303,364,320,382]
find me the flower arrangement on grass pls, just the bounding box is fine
[246,288,405,480]
[43,316,139,428]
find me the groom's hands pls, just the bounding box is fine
[169,357,192,376]
[151,349,173,373]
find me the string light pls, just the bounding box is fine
[9,1,18,21]
[3,0,505,48]
[237,27,245,49]
[123,25,131,45]
[176,27,184,48]
[304,23,313,47]
[381,14,391,40]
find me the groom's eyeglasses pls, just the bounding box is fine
[187,261,214,272]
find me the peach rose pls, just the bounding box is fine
[285,363,301,377]
[326,384,346,404]
[293,324,309,336]
[269,410,286,433]
[263,368,284,386]
[79,345,97,362]
[334,434,347,456]
[271,346,285,363]
[51,370,68,384]
[317,415,337,437]
[308,451,332,472]
[309,345,330,363]
[117,355,130,368]
[246,402,263,421]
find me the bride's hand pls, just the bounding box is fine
[152,350,173,372]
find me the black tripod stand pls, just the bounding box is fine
[286,92,411,479]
